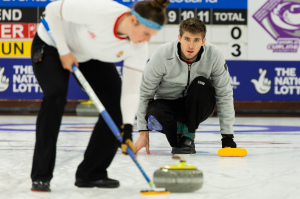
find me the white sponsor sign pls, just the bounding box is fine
[12,65,42,93]
[248,0,300,60]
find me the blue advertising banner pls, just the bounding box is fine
[115,0,247,9]
[0,59,123,100]
[228,60,300,101]
[1,59,299,101]
[0,0,247,8]
[0,59,88,100]
[0,0,54,7]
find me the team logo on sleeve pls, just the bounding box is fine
[116,51,123,58]
[87,31,96,39]
[224,63,228,71]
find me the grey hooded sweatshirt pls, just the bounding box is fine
[137,40,235,135]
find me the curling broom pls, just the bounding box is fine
[40,18,169,195]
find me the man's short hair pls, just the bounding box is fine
[179,18,206,39]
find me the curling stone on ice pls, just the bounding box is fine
[76,99,99,116]
[153,155,203,193]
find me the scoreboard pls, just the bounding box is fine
[0,0,299,101]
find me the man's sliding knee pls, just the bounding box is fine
[188,76,215,95]
[147,115,163,131]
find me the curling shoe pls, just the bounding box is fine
[148,115,163,131]
[75,178,120,188]
[172,136,196,154]
[177,134,182,142]
[31,181,51,192]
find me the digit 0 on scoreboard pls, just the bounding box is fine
[231,26,242,40]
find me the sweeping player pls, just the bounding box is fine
[30,0,169,191]
[134,18,236,154]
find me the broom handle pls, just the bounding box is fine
[40,18,154,189]
[72,65,154,187]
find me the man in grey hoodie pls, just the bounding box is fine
[134,18,236,154]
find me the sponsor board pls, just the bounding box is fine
[2,0,246,9]
[227,60,300,101]
[115,0,247,9]
[0,59,123,100]
[115,0,248,25]
[0,40,32,57]
[0,59,44,99]
[248,0,300,60]
[1,59,299,101]
[0,59,88,99]
[0,0,55,7]
[0,23,37,39]
[0,7,38,23]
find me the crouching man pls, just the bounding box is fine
[135,18,236,154]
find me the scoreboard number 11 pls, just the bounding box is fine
[197,10,210,23]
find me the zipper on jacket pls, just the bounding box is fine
[182,63,192,97]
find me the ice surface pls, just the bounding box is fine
[0,116,299,199]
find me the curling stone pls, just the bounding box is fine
[153,155,203,193]
[76,100,99,116]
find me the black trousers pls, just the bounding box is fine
[31,34,121,181]
[146,76,216,147]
